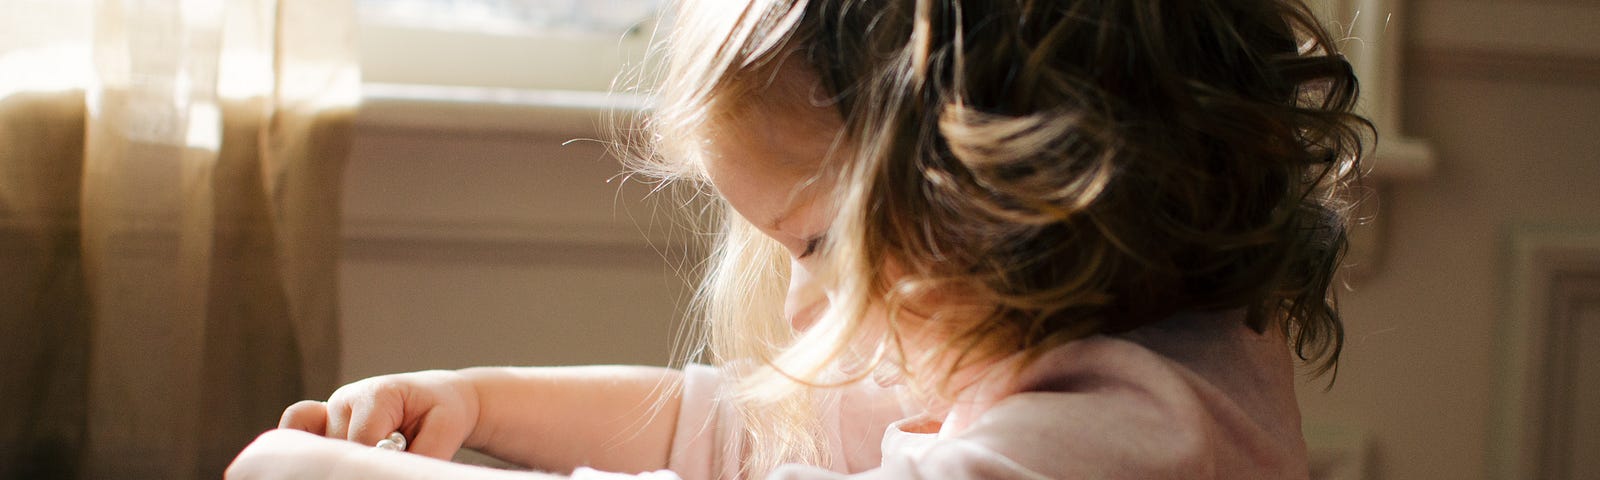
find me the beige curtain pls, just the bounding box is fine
[0,0,357,478]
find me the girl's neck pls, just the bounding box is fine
[933,353,1028,437]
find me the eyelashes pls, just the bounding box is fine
[798,235,825,259]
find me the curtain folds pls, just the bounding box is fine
[0,0,357,478]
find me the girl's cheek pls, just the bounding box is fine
[784,258,828,331]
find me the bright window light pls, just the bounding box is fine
[356,0,662,36]
[355,0,663,91]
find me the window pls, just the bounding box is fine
[358,0,660,34]
[356,0,662,91]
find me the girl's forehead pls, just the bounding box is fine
[696,84,844,232]
[700,62,845,170]
[699,103,837,189]
[706,105,839,165]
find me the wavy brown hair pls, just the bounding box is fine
[633,0,1370,473]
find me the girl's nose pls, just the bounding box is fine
[784,258,828,331]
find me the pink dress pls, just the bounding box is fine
[579,311,1310,479]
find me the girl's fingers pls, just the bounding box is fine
[304,374,467,454]
[323,398,353,441]
[406,407,471,460]
[278,400,330,434]
[344,389,403,447]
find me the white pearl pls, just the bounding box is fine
[374,431,408,451]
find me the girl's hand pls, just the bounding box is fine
[228,428,566,480]
[278,370,481,460]
[225,429,360,479]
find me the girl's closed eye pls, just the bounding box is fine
[798,234,825,259]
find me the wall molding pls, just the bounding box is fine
[1408,0,1600,86]
[341,216,696,266]
[1493,227,1600,480]
[1536,275,1600,479]
[1412,0,1600,62]
[0,215,695,265]
[355,83,648,138]
[1410,47,1600,87]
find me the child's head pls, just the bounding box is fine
[633,0,1367,470]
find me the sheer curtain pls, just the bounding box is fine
[0,0,357,478]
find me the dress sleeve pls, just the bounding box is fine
[764,439,1049,480]
[572,365,910,480]
[568,364,734,480]
[665,364,744,480]
[570,467,687,480]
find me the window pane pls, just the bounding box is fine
[357,0,661,35]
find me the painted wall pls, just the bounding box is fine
[339,129,695,377]
[1295,1,1600,479]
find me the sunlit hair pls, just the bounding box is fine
[625,0,1370,475]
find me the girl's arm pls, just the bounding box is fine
[227,428,570,479]
[458,365,684,474]
[269,365,685,476]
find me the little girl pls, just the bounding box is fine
[228,0,1366,478]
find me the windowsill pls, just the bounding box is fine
[355,83,651,137]
[355,81,1434,182]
